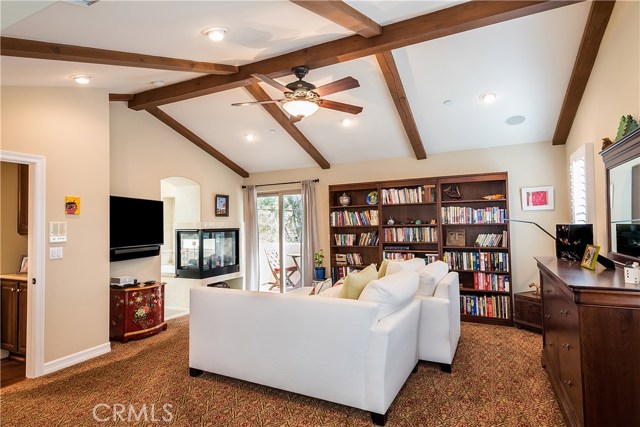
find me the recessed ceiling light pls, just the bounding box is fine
[479,92,496,104]
[269,129,277,135]
[342,118,353,127]
[69,74,91,84]
[506,115,526,125]
[443,100,453,106]
[244,133,256,142]
[202,26,229,42]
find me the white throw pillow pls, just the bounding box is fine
[358,270,419,321]
[317,283,343,298]
[416,260,449,297]
[385,257,426,276]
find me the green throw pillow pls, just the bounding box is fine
[340,263,378,299]
[377,259,390,278]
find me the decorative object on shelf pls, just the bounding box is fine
[521,186,554,211]
[366,191,378,205]
[601,137,614,150]
[624,262,640,284]
[482,193,505,200]
[555,224,593,261]
[414,219,422,225]
[446,229,466,246]
[387,217,395,225]
[19,256,28,273]
[443,184,461,199]
[614,114,639,141]
[528,282,540,295]
[338,192,351,206]
[65,196,80,215]
[580,244,600,270]
[314,249,325,280]
[215,194,229,217]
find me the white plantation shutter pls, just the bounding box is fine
[570,144,595,225]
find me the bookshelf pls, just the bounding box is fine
[328,172,513,326]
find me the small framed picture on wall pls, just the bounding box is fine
[521,186,554,211]
[215,194,229,217]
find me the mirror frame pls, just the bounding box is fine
[600,127,640,265]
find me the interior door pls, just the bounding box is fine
[257,191,302,292]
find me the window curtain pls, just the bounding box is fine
[244,185,259,290]
[301,180,319,286]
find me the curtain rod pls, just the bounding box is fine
[242,179,319,189]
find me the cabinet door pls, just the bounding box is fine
[1,281,19,352]
[18,164,28,235]
[18,283,28,354]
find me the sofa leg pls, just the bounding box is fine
[439,363,452,373]
[370,411,387,426]
[189,367,203,377]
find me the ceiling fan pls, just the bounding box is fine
[232,66,363,122]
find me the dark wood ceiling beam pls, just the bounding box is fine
[109,94,134,102]
[146,107,249,178]
[290,0,382,38]
[128,0,582,110]
[552,0,615,145]
[0,36,238,75]
[244,84,331,169]
[375,51,426,160]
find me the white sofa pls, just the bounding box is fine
[384,259,461,371]
[189,270,421,425]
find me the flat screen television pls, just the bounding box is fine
[110,195,164,261]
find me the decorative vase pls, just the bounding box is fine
[339,193,350,206]
[314,267,326,281]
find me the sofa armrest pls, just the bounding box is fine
[365,299,420,414]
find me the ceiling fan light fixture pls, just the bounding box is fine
[70,74,91,84]
[282,100,319,119]
[202,26,229,42]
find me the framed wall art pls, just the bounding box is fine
[521,186,554,211]
[215,194,229,217]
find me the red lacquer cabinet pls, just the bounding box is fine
[109,282,167,342]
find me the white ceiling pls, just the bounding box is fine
[0,0,592,175]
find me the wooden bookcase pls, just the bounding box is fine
[328,172,513,326]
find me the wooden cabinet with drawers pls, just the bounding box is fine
[1,277,28,355]
[109,282,167,343]
[536,256,640,427]
[513,291,542,332]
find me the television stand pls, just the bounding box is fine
[109,282,167,342]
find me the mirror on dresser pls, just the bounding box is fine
[601,127,640,264]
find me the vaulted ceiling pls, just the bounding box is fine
[1,0,614,177]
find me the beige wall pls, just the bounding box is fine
[565,0,640,253]
[1,87,111,362]
[244,141,569,294]
[109,102,244,282]
[1,162,29,273]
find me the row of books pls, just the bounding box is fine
[443,251,509,272]
[383,252,439,263]
[335,253,364,266]
[440,206,506,224]
[333,232,379,246]
[331,265,365,283]
[383,227,438,243]
[330,210,378,226]
[381,185,436,204]
[460,295,511,319]
[474,232,507,247]
[472,272,510,291]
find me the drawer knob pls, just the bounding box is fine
[562,343,571,350]
[544,314,551,319]
[548,342,554,347]
[560,309,568,316]
[563,380,573,388]
[544,289,552,294]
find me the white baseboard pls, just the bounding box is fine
[43,342,111,375]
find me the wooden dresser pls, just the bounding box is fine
[0,274,28,355]
[109,282,167,342]
[536,256,640,427]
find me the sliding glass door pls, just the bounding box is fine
[257,191,302,292]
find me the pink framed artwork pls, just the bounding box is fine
[521,186,554,211]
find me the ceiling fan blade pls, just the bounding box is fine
[231,99,283,106]
[319,99,363,115]
[252,74,289,93]
[314,76,360,97]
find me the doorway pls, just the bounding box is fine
[257,191,302,292]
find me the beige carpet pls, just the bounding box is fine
[0,316,565,426]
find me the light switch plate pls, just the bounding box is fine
[49,222,67,243]
[49,247,63,259]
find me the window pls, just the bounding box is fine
[569,143,595,224]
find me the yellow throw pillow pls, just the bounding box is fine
[340,263,378,299]
[378,259,390,278]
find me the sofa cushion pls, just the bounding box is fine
[377,259,390,278]
[317,283,343,298]
[359,270,419,321]
[340,263,378,299]
[417,260,449,297]
[385,258,426,276]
